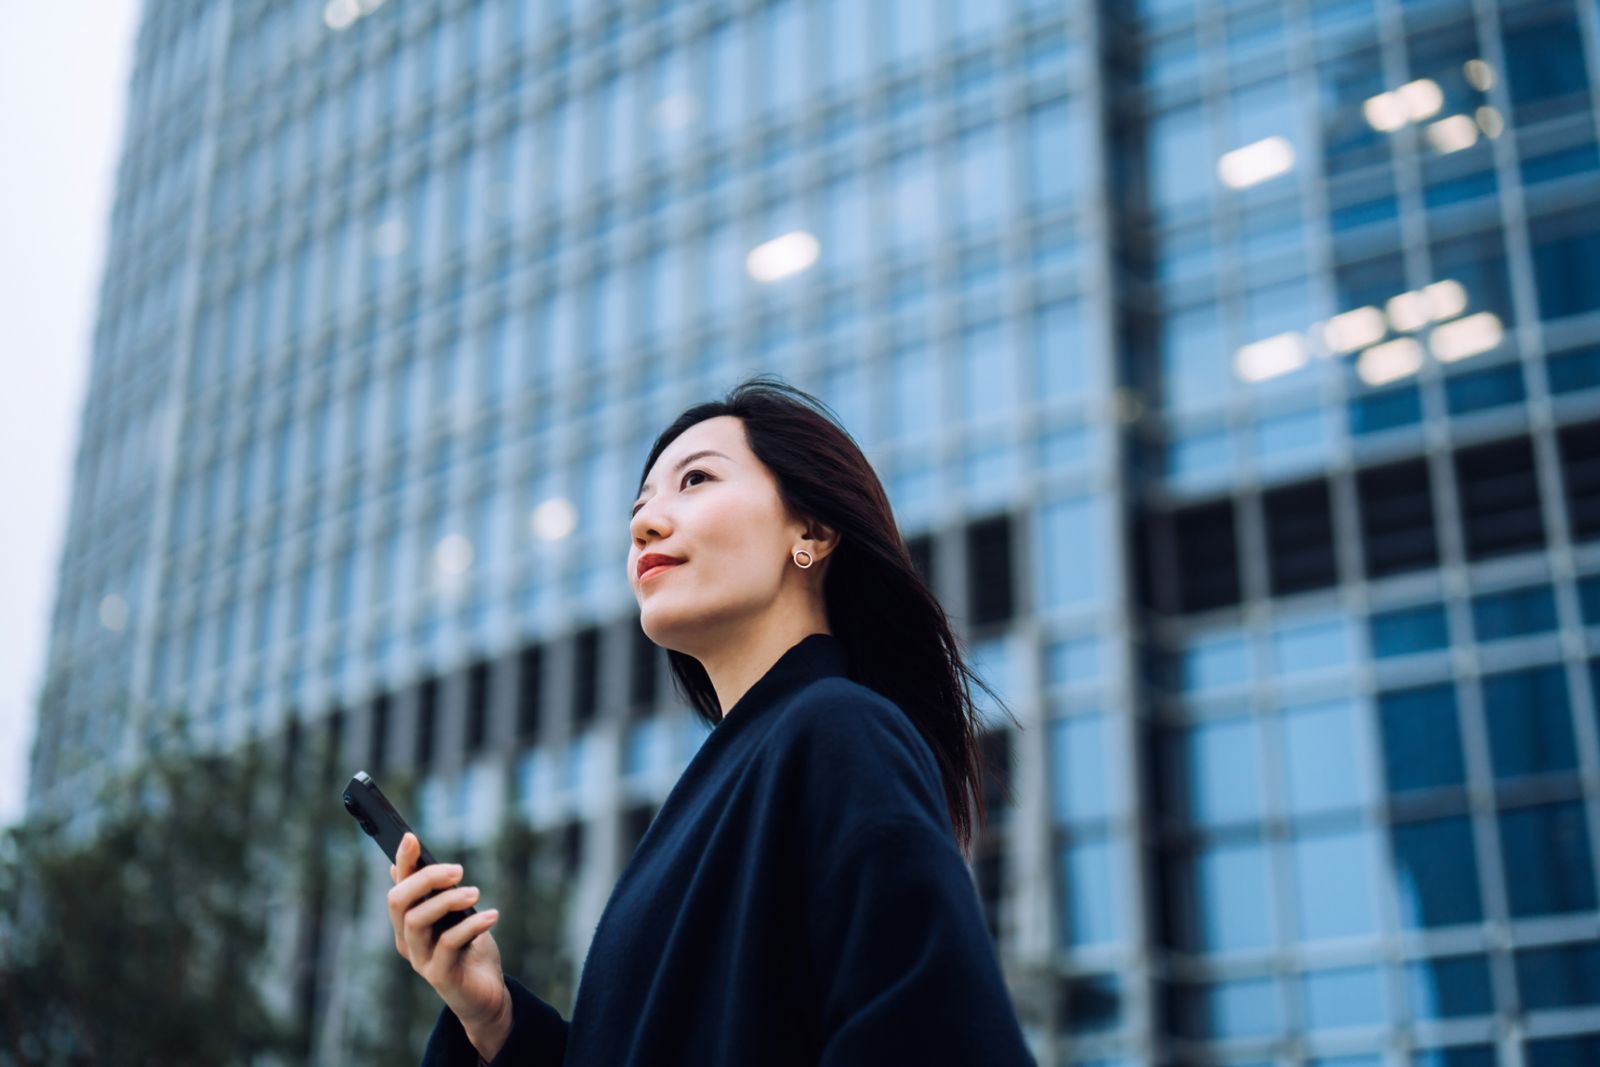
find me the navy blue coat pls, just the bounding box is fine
[421,632,1036,1065]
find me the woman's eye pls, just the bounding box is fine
[681,469,708,489]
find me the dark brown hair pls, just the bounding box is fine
[632,373,1019,861]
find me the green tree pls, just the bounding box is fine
[2,705,577,1066]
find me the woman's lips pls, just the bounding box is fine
[639,560,685,583]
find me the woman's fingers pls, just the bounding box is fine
[435,908,500,954]
[387,862,464,951]
[403,884,482,936]
[396,832,419,879]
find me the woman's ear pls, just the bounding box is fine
[799,518,841,562]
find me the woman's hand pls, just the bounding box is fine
[387,832,513,1060]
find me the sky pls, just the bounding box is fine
[0,0,141,828]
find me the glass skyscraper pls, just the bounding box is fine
[29,0,1600,1063]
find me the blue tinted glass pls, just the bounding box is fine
[1424,168,1497,209]
[1273,616,1350,675]
[1194,839,1273,950]
[1059,836,1125,947]
[1413,1048,1496,1067]
[1407,955,1494,1019]
[1522,142,1600,186]
[1149,104,1213,213]
[1283,699,1365,814]
[1029,100,1083,208]
[1516,942,1600,1009]
[1050,715,1120,823]
[1035,301,1087,400]
[1581,576,1600,625]
[1302,966,1385,1030]
[1185,718,1262,826]
[1162,304,1230,412]
[1378,684,1466,793]
[1482,665,1576,779]
[1292,825,1378,939]
[1446,363,1526,414]
[1547,344,1600,394]
[1204,977,1279,1038]
[1391,816,1483,928]
[1500,802,1597,917]
[1183,633,1250,691]
[1045,635,1103,686]
[1038,496,1105,608]
[1473,585,1559,640]
[1169,427,1235,488]
[1503,11,1590,122]
[1370,604,1450,658]
[1349,385,1422,434]
[1532,213,1600,320]
[1527,1035,1600,1067]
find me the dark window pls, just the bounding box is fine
[1454,436,1545,559]
[369,694,390,773]
[1357,459,1437,576]
[1521,141,1600,187]
[1348,384,1422,436]
[1377,683,1465,794]
[1369,603,1449,658]
[1482,666,1576,780]
[1390,816,1483,928]
[1532,211,1600,321]
[1472,585,1558,641]
[573,627,600,728]
[1528,1035,1600,1067]
[1499,802,1597,918]
[906,531,934,587]
[415,677,438,770]
[517,645,543,741]
[1263,479,1338,594]
[1548,345,1600,395]
[628,625,658,711]
[1445,363,1526,415]
[464,659,490,756]
[1557,420,1600,542]
[1172,500,1240,613]
[1406,955,1494,1019]
[1581,576,1600,625]
[1432,227,1516,330]
[1516,943,1600,1010]
[967,514,1014,626]
[980,728,1013,825]
[1502,5,1591,126]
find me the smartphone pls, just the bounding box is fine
[342,770,478,940]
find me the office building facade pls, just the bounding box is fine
[30,0,1600,1062]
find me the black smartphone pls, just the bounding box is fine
[342,770,478,940]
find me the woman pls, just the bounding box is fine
[386,376,1037,1065]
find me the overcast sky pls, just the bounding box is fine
[0,1,141,827]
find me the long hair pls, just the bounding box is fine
[633,373,1019,862]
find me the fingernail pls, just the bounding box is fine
[448,864,463,874]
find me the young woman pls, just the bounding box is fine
[386,376,1036,1065]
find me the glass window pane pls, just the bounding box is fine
[1499,802,1597,918]
[1038,496,1104,608]
[1028,99,1084,209]
[1482,665,1576,779]
[1283,699,1365,814]
[1302,965,1385,1030]
[1472,585,1558,640]
[1058,835,1126,947]
[1407,955,1494,1020]
[1193,839,1274,951]
[1273,615,1350,675]
[1203,976,1280,1038]
[1516,943,1600,1010]
[1392,816,1483,928]
[1050,714,1120,823]
[1149,104,1213,214]
[1292,825,1378,939]
[1369,603,1449,657]
[1183,718,1263,826]
[1378,684,1465,794]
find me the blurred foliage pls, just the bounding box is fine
[0,706,575,1067]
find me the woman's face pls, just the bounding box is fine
[627,415,811,654]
